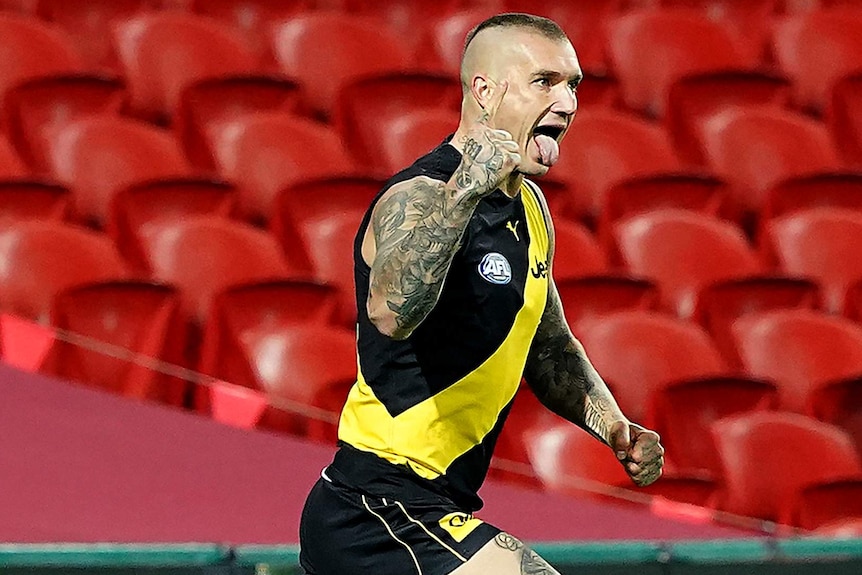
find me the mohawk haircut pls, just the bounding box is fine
[462,13,568,58]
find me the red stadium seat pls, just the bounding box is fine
[556,276,659,330]
[176,75,304,170]
[598,174,727,253]
[36,0,150,72]
[246,324,358,440]
[292,211,364,328]
[792,479,862,530]
[732,309,862,412]
[190,0,310,63]
[652,375,779,474]
[773,7,862,112]
[829,73,862,167]
[526,423,719,506]
[701,108,843,217]
[271,175,380,265]
[762,173,862,227]
[847,279,862,322]
[711,411,862,524]
[270,13,411,118]
[656,0,778,64]
[113,13,260,122]
[344,0,463,59]
[665,71,791,166]
[607,9,754,117]
[210,112,356,222]
[574,72,621,110]
[43,117,192,226]
[138,216,305,325]
[694,277,821,366]
[574,310,728,424]
[333,72,461,171]
[0,0,35,13]
[553,110,682,219]
[552,220,609,282]
[615,210,761,318]
[110,178,238,269]
[809,377,862,459]
[504,0,625,74]
[0,181,70,222]
[3,75,126,171]
[198,279,339,390]
[377,108,459,175]
[44,281,188,406]
[0,16,84,125]
[0,222,127,323]
[0,135,26,178]
[768,208,862,313]
[766,208,862,314]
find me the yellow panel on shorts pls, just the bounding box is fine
[438,512,484,543]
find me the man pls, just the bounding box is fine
[300,13,665,575]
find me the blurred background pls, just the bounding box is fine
[1,0,862,573]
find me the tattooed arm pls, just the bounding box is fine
[522,190,664,487]
[366,82,520,340]
[523,280,628,446]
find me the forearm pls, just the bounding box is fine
[524,334,627,445]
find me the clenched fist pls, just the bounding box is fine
[608,420,665,487]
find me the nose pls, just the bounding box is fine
[551,83,577,117]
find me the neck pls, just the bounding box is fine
[449,126,524,198]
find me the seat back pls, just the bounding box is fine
[793,479,862,530]
[615,209,761,317]
[113,13,259,120]
[378,108,459,175]
[47,281,187,406]
[271,13,411,117]
[139,216,298,323]
[732,309,862,412]
[576,310,727,423]
[210,112,355,221]
[44,117,192,226]
[711,411,862,522]
[702,108,842,214]
[333,72,461,171]
[176,76,304,169]
[829,73,862,167]
[0,181,70,222]
[557,276,659,329]
[608,9,750,116]
[553,110,680,217]
[0,222,127,322]
[552,220,609,282]
[768,208,862,314]
[773,7,862,111]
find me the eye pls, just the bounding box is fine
[534,77,551,88]
[568,81,579,93]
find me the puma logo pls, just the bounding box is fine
[506,220,519,241]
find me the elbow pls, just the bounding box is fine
[367,296,413,340]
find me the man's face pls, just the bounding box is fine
[485,31,581,177]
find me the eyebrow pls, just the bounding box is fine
[532,69,584,86]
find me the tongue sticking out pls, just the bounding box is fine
[534,134,560,166]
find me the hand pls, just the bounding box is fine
[454,80,521,195]
[609,420,665,487]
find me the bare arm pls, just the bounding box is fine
[524,281,627,445]
[366,81,520,339]
[523,190,664,487]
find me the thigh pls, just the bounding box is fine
[450,533,561,575]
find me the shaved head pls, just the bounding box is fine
[461,13,569,88]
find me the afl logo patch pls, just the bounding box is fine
[478,252,512,285]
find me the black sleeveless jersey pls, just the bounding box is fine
[331,140,551,512]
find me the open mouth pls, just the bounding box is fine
[532,124,565,141]
[531,124,565,166]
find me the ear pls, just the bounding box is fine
[470,75,492,109]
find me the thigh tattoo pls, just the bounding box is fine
[493,534,561,575]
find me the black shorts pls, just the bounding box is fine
[299,473,501,575]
